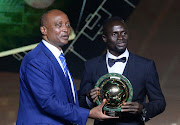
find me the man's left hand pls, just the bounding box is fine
[121,102,143,114]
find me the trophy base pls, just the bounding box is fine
[104,110,120,117]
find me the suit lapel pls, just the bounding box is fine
[69,73,79,105]
[96,55,108,79]
[122,52,137,100]
[123,53,131,78]
[123,52,134,77]
[39,42,74,104]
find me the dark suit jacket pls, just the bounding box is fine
[78,52,166,125]
[16,41,89,125]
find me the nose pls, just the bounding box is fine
[62,24,68,32]
[117,33,123,40]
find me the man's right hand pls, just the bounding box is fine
[86,87,100,103]
[89,99,118,121]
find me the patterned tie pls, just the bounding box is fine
[108,57,126,67]
[59,53,69,76]
[59,53,76,104]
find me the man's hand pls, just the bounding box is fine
[86,87,100,103]
[89,99,118,121]
[121,102,143,114]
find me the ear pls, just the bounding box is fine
[102,34,107,43]
[40,26,47,35]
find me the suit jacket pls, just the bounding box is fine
[16,41,89,125]
[78,52,166,125]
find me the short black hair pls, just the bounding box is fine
[40,9,61,27]
[40,11,49,27]
[103,16,127,35]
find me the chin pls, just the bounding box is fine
[117,48,126,54]
[60,40,68,46]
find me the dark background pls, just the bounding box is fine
[0,0,140,79]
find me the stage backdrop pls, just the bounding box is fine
[0,0,73,52]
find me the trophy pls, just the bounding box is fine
[95,73,133,116]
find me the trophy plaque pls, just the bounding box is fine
[95,73,133,116]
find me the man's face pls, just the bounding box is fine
[103,21,128,56]
[41,10,71,49]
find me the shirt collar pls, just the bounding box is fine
[106,49,129,59]
[42,39,63,58]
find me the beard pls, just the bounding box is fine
[115,47,126,55]
[108,43,127,56]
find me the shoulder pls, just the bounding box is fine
[130,52,154,63]
[21,43,50,68]
[85,55,105,66]
[130,53,157,72]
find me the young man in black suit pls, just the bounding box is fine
[78,17,166,125]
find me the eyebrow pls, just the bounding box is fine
[66,21,70,23]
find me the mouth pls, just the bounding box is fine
[61,35,69,40]
[117,42,126,47]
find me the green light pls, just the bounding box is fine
[0,0,24,24]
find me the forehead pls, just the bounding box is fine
[47,10,69,23]
[108,21,126,30]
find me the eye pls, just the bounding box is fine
[56,23,62,27]
[121,31,127,36]
[66,23,71,27]
[112,32,117,36]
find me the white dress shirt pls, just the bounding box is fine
[106,49,129,74]
[42,39,76,104]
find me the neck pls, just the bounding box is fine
[42,38,62,51]
[109,49,126,57]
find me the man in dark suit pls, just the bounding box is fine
[78,16,166,125]
[16,9,115,125]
